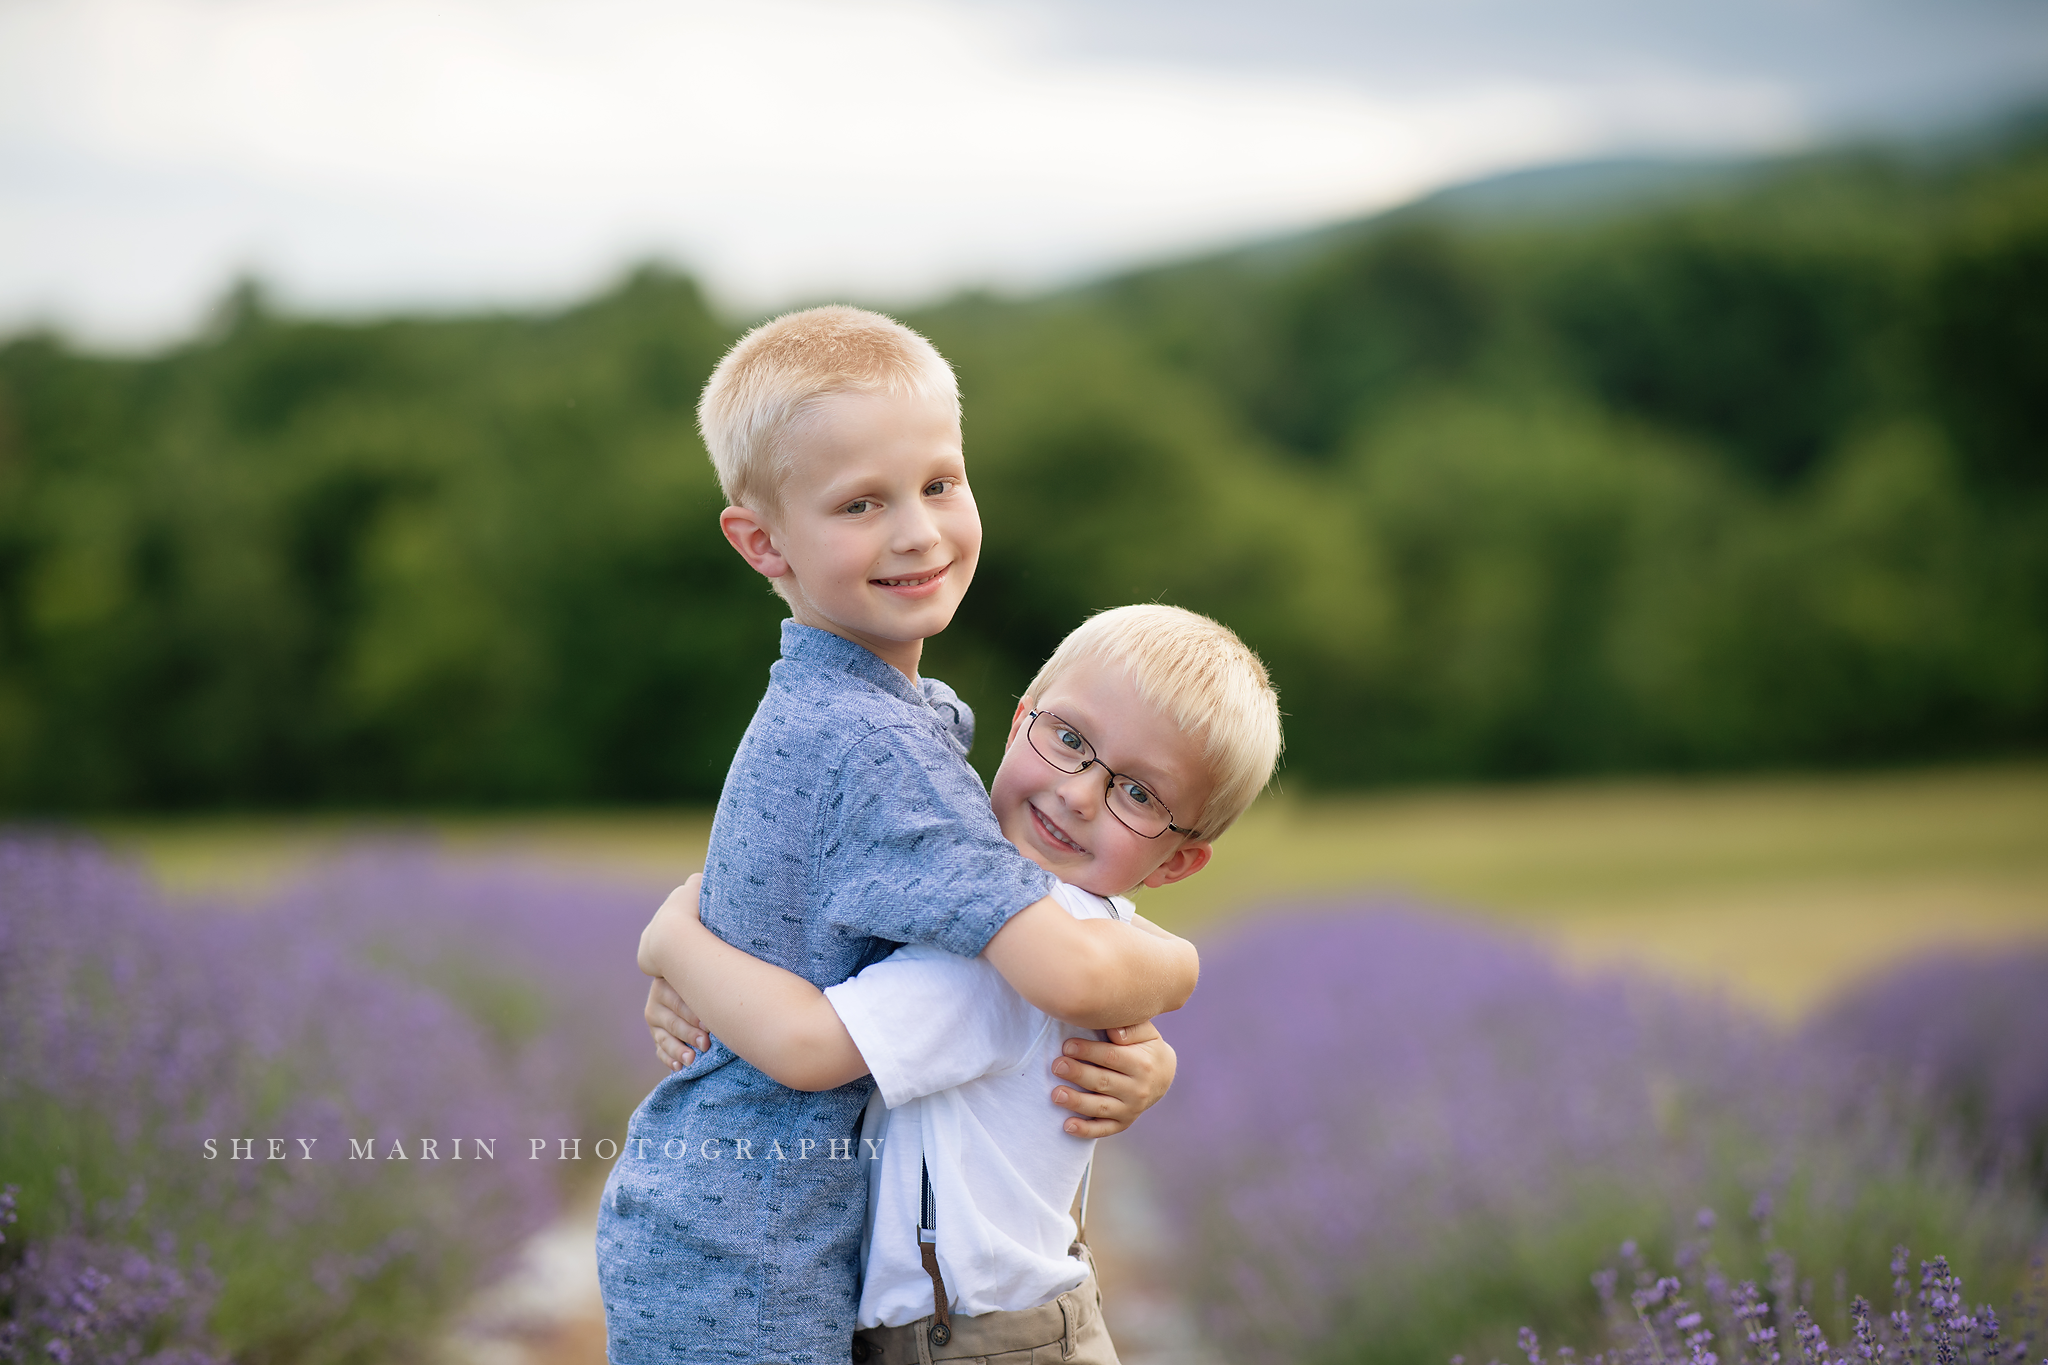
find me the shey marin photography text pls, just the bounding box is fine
[197,1135,890,1162]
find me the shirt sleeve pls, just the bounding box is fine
[824,948,1044,1108]
[815,726,1054,958]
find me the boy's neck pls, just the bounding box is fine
[791,607,923,684]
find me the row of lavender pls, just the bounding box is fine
[0,836,669,1364]
[1138,908,2048,1365]
[4,837,2044,1364]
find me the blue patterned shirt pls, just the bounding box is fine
[597,621,1054,1364]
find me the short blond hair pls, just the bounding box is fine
[1024,605,1283,839]
[697,305,959,512]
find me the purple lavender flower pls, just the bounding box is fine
[0,1184,224,1365]
[0,834,669,1361]
[1854,1295,1887,1364]
[1517,1243,2042,1365]
[1136,905,2038,1365]
[1793,1306,1831,1365]
[1806,950,2048,1191]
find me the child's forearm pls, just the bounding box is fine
[640,895,869,1092]
[981,898,1199,1028]
[1130,912,1177,941]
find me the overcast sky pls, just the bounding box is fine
[2,0,2044,345]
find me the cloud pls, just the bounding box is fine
[3,0,2008,343]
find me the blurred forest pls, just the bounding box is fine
[2,123,2045,810]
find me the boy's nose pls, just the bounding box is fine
[889,501,942,555]
[1054,766,1104,818]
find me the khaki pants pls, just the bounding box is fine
[849,1245,1120,1365]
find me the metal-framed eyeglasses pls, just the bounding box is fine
[1024,710,1201,841]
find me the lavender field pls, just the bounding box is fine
[5,766,2045,1363]
[1139,907,2045,1365]
[0,836,669,1363]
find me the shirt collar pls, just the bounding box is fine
[779,619,924,707]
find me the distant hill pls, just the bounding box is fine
[1404,155,1764,224]
[1073,105,2048,287]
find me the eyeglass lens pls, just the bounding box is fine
[1027,712,1174,838]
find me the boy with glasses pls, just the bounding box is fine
[597,308,1202,1365]
[640,604,1284,1364]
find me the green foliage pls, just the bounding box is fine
[0,267,780,806]
[2,135,2045,809]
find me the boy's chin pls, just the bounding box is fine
[865,598,962,642]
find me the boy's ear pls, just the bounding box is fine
[1005,696,1033,748]
[719,505,790,581]
[1141,840,1212,890]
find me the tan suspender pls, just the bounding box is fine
[917,1159,953,1347]
[918,1150,1095,1352]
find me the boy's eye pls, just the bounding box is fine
[1120,782,1154,807]
[923,479,953,497]
[1055,728,1086,753]
[843,499,872,514]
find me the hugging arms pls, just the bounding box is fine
[640,874,1181,1138]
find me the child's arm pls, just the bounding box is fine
[641,877,1185,1133]
[643,972,1177,1136]
[817,728,1197,1029]
[650,884,1196,1034]
[979,898,1199,1029]
[637,878,869,1092]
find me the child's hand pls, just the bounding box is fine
[646,976,709,1071]
[1050,1019,1177,1139]
[637,874,706,978]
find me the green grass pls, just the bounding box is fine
[1143,761,2048,1017]
[91,761,2048,1019]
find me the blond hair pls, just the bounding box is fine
[697,305,959,513]
[1024,605,1283,839]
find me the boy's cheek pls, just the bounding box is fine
[953,484,983,542]
[988,787,1029,850]
[987,768,1042,854]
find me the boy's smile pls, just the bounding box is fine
[872,566,948,591]
[721,388,979,679]
[1028,801,1087,854]
[990,661,1214,899]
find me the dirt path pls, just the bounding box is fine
[1086,1139,1222,1365]
[441,1184,608,1365]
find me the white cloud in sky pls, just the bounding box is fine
[0,0,1922,343]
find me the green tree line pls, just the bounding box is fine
[2,125,2044,809]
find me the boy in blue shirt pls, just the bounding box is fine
[595,307,1198,1365]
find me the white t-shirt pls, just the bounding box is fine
[823,880,1130,1329]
